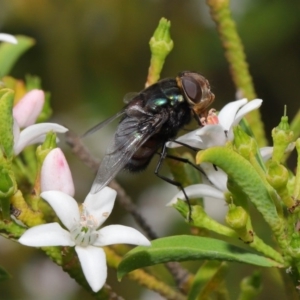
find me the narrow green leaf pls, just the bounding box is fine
[117,235,282,280]
[188,261,228,300]
[0,266,11,281]
[0,89,14,159]
[0,35,35,77]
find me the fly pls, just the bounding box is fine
[83,71,215,194]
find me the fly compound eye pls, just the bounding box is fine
[181,75,203,104]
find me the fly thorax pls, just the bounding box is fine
[70,205,99,247]
[168,94,184,107]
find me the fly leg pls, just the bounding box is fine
[167,139,211,181]
[155,143,193,220]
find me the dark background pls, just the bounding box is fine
[0,0,299,299]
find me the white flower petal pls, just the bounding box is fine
[260,147,273,162]
[166,130,203,149]
[13,90,45,128]
[195,125,227,148]
[41,148,75,196]
[84,187,117,227]
[233,99,263,127]
[218,98,248,131]
[13,119,20,146]
[14,123,68,155]
[75,246,107,292]
[167,184,225,205]
[201,162,228,192]
[40,191,80,230]
[19,223,74,247]
[0,33,17,44]
[95,225,151,247]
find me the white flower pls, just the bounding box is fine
[167,162,228,205]
[168,147,272,207]
[41,148,75,196]
[167,98,263,149]
[19,187,151,292]
[12,90,68,154]
[0,33,17,44]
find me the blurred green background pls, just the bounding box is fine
[1,0,300,299]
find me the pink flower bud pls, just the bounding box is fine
[13,89,45,128]
[41,148,75,196]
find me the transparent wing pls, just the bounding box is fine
[90,113,167,193]
[81,110,125,138]
[123,92,139,104]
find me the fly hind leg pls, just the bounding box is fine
[154,144,195,221]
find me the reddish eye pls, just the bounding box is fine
[181,76,202,104]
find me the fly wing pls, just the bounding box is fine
[90,112,168,194]
[82,110,126,138]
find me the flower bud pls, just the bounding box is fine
[266,160,296,210]
[0,168,15,198]
[149,17,173,58]
[266,160,288,189]
[225,205,248,229]
[240,272,262,298]
[40,148,75,196]
[36,131,58,165]
[2,76,26,102]
[225,205,253,243]
[233,126,257,160]
[272,108,294,163]
[13,89,45,128]
[146,18,173,87]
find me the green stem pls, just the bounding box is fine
[206,0,267,147]
[249,235,284,264]
[175,201,238,238]
[293,139,300,200]
[0,197,10,220]
[290,109,300,141]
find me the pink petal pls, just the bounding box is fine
[84,187,117,227]
[13,90,45,128]
[95,225,151,247]
[41,148,75,196]
[75,246,107,292]
[40,191,80,230]
[19,223,74,247]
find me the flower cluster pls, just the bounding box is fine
[0,33,150,293]
[167,98,263,205]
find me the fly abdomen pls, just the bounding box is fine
[125,138,163,172]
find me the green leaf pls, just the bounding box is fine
[0,266,11,281]
[196,147,281,230]
[0,89,14,159]
[0,35,35,77]
[117,235,283,280]
[188,261,228,300]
